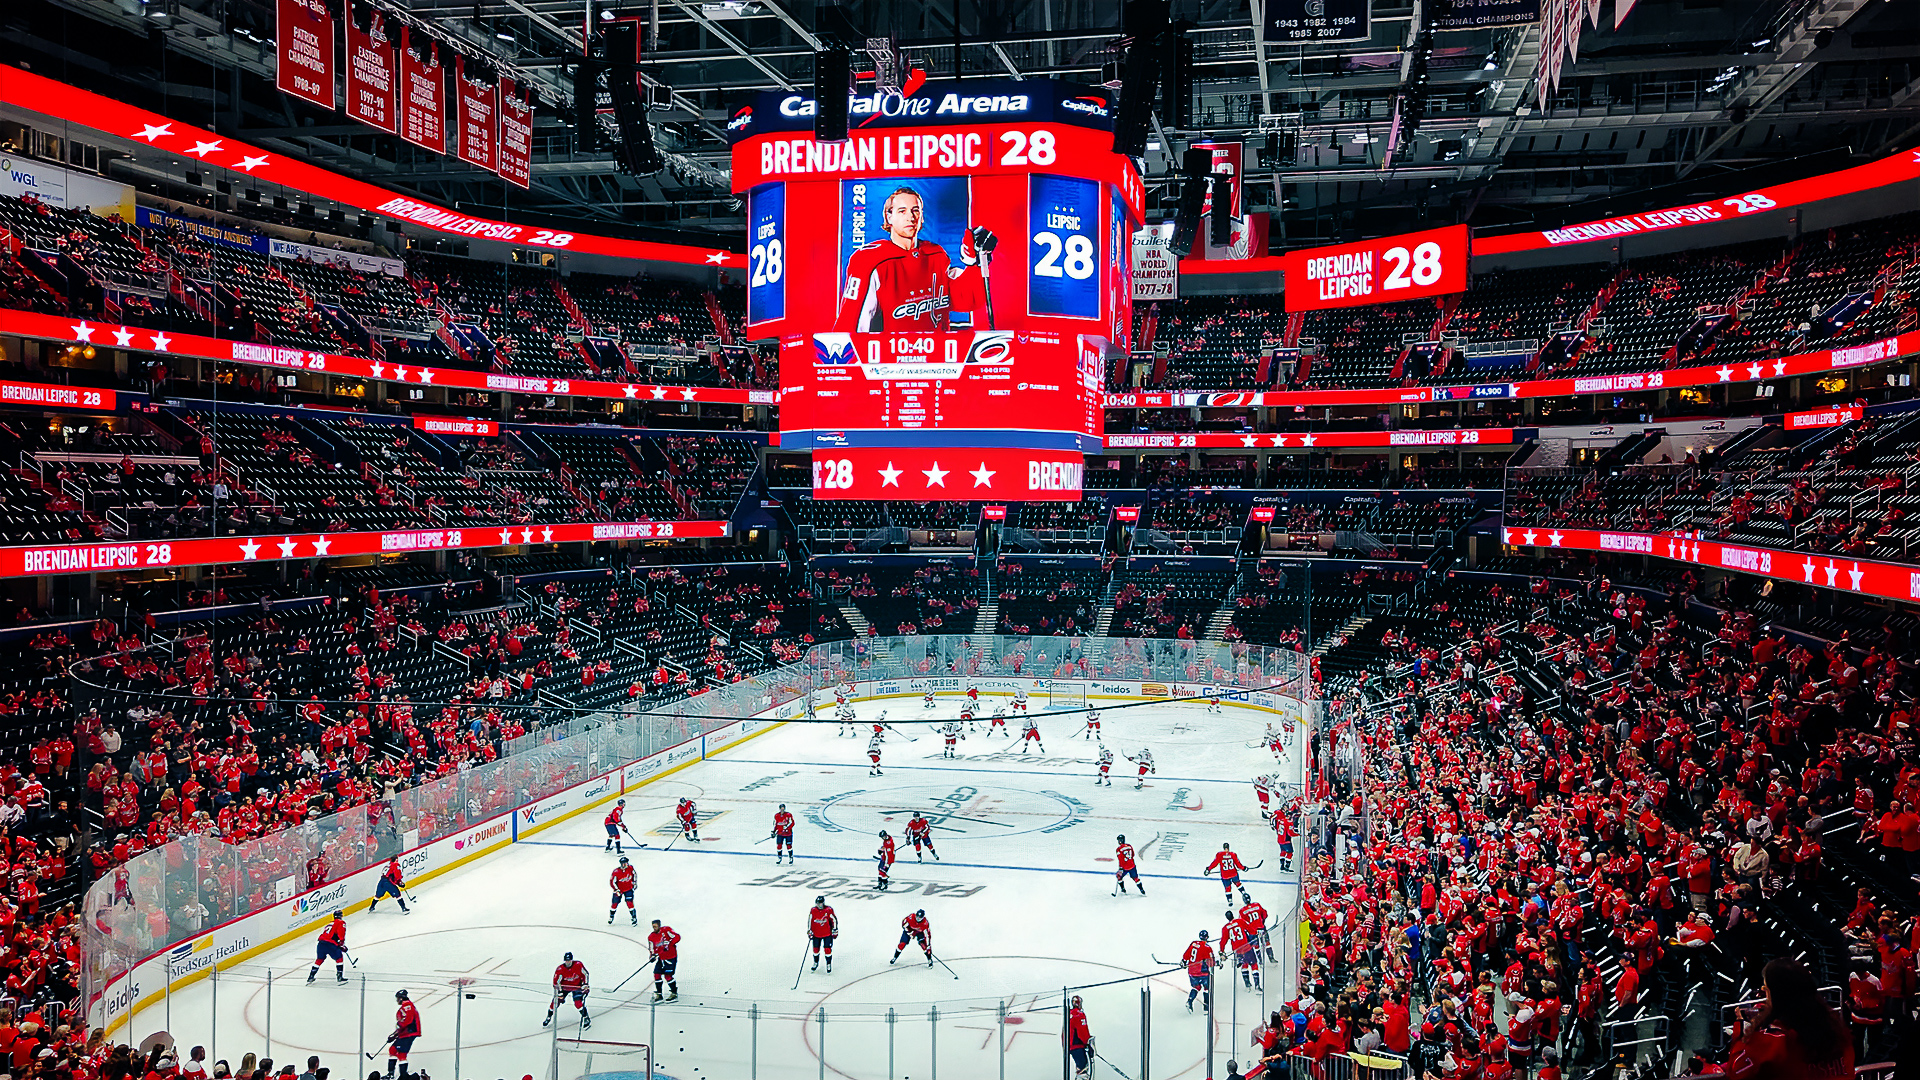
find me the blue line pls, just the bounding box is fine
[714,757,1245,787]
[519,839,1297,887]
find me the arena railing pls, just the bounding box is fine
[80,635,1323,1059]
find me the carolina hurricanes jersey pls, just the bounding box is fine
[554,960,589,990]
[835,239,983,331]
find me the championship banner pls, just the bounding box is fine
[454,53,497,172]
[1262,0,1370,42]
[276,0,337,110]
[1130,223,1177,300]
[0,519,731,579]
[496,77,532,189]
[1436,0,1543,28]
[398,26,446,154]
[344,6,398,134]
[1192,141,1249,261]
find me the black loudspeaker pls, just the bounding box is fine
[604,19,661,173]
[1162,21,1193,129]
[814,47,851,142]
[1112,0,1168,156]
[572,63,598,150]
[1182,145,1210,176]
[1169,174,1205,257]
[1209,173,1232,245]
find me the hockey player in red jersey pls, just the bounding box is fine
[1205,843,1254,906]
[385,989,421,1080]
[905,813,939,861]
[1067,995,1094,1078]
[307,909,348,983]
[604,798,627,853]
[371,855,409,914]
[771,804,796,864]
[647,920,680,1002]
[892,909,933,966]
[608,856,637,925]
[807,895,838,974]
[544,952,591,1029]
[1181,932,1215,1012]
[875,829,897,890]
[1222,912,1261,990]
[835,188,995,331]
[675,798,699,843]
[1113,834,1145,896]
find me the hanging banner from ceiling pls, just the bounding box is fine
[345,5,398,134]
[1132,222,1178,301]
[275,0,337,110]
[1436,0,1542,28]
[454,53,497,172]
[497,77,533,189]
[398,25,447,154]
[1262,0,1370,43]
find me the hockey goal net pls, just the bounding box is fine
[1047,682,1087,709]
[554,1038,651,1080]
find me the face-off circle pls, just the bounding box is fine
[818,784,1082,839]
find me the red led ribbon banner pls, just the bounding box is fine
[1502,525,1920,604]
[1104,428,1518,449]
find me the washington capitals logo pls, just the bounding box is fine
[813,334,857,364]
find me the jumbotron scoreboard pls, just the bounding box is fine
[729,77,1141,501]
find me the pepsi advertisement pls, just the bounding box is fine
[1028,174,1102,320]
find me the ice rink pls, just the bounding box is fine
[130,695,1305,1080]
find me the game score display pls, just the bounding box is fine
[1279,224,1470,312]
[729,77,1140,501]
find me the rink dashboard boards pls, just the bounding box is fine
[728,78,1138,501]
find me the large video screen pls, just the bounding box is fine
[731,78,1138,500]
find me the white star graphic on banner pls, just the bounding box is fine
[1502,528,1514,544]
[135,124,173,142]
[499,529,515,544]
[970,463,995,487]
[1802,558,1816,582]
[705,252,728,265]
[878,462,902,487]
[392,365,408,381]
[150,332,171,351]
[923,462,949,487]
[1772,359,1788,376]
[111,327,135,347]
[1746,363,1763,379]
[1548,531,1564,546]
[1299,433,1316,446]
[1270,435,1286,446]
[1823,561,1839,587]
[1522,529,1538,545]
[416,368,433,383]
[311,536,332,556]
[370,362,386,378]
[520,528,535,543]
[650,387,668,399]
[541,526,553,542]
[680,388,697,400]
[1240,435,1258,447]
[1716,366,1733,382]
[276,537,299,558]
[187,140,224,157]
[234,155,270,172]
[1848,563,1864,590]
[71,321,95,342]
[238,538,262,560]
[622,385,639,398]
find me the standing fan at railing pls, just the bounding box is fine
[1723,959,1852,1080]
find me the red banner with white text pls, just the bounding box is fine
[0,519,729,579]
[275,0,337,110]
[398,26,446,154]
[1502,524,1920,604]
[1784,405,1862,430]
[1105,428,1518,449]
[344,7,398,134]
[496,77,532,189]
[454,53,497,172]
[812,447,1085,501]
[0,380,116,411]
[413,415,498,436]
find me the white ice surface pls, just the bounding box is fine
[130,698,1304,1080]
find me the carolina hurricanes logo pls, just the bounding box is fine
[891,295,950,320]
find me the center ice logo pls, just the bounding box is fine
[817,784,1087,839]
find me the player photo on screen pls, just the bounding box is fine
[837,176,999,332]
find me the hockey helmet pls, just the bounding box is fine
[1199,930,1210,940]
[395,989,409,1001]
[1116,834,1126,843]
[619,856,630,865]
[815,895,827,905]
[564,952,573,962]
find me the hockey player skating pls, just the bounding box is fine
[675,798,700,843]
[771,804,796,864]
[1205,842,1254,906]
[874,829,897,890]
[544,952,591,1029]
[1113,835,1145,896]
[380,990,421,1080]
[1253,774,1275,819]
[1095,744,1114,785]
[1020,715,1045,754]
[1126,747,1155,788]
[604,798,628,852]
[808,896,838,973]
[370,855,410,914]
[1181,932,1215,1012]
[869,712,892,741]
[940,720,964,758]
[923,689,938,709]
[307,909,349,983]
[1067,995,1095,1078]
[892,909,934,966]
[646,920,681,1001]
[1222,912,1261,990]
[836,702,858,737]
[608,857,637,924]
[867,732,885,776]
[1012,686,1029,713]
[1205,693,1223,714]
[905,813,939,861]
[965,683,979,709]
[1272,804,1297,870]
[986,704,1007,736]
[1080,707,1101,740]
[1239,896,1276,963]
[835,681,852,708]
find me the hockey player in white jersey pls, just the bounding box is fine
[923,689,938,709]
[1126,747,1155,789]
[939,720,964,758]
[867,733,885,776]
[1020,715,1045,754]
[1012,686,1029,713]
[836,702,858,737]
[1095,744,1115,786]
[1080,707,1101,740]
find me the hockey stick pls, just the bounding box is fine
[928,951,960,981]
[790,941,811,991]
[619,822,650,850]
[1092,1046,1134,1080]
[343,948,358,968]
[613,952,656,994]
[364,1035,395,1060]
[754,832,775,845]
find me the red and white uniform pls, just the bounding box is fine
[610,863,637,899]
[906,814,935,853]
[1022,718,1042,744]
[1012,688,1028,712]
[552,959,589,1002]
[1206,849,1248,889]
[773,810,795,840]
[1116,840,1140,882]
[676,800,698,833]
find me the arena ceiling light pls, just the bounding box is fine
[700,1,761,16]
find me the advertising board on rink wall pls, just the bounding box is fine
[92,716,776,1035]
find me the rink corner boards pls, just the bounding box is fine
[93,716,784,1038]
